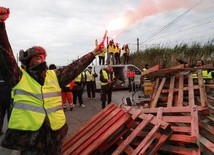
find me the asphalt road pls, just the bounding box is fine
[0,90,132,155]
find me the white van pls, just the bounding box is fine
[93,64,142,90]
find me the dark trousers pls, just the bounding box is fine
[99,56,105,65]
[123,53,129,64]
[128,78,135,92]
[86,81,95,98]
[0,85,11,133]
[101,85,112,109]
[72,89,83,106]
[114,53,121,64]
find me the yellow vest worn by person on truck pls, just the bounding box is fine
[9,68,65,131]
[99,47,106,57]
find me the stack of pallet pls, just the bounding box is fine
[62,64,214,155]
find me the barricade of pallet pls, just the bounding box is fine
[139,106,201,154]
[146,68,209,108]
[140,64,214,154]
[62,103,172,155]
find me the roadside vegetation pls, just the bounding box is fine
[127,39,214,70]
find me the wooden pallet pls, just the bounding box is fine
[62,103,172,155]
[140,106,201,155]
[112,106,172,155]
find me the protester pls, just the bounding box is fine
[61,80,75,111]
[85,66,97,99]
[98,46,106,65]
[114,43,121,64]
[100,65,116,109]
[122,44,130,64]
[127,67,136,92]
[0,6,104,154]
[107,39,115,65]
[73,72,86,108]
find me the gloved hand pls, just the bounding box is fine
[0,6,10,22]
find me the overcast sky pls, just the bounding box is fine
[1,0,214,66]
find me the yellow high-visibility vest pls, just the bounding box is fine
[9,68,65,131]
[108,45,115,54]
[101,69,115,85]
[114,47,120,53]
[75,73,83,82]
[85,70,95,82]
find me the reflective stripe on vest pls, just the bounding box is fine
[9,69,66,131]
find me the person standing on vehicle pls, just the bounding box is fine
[85,66,97,99]
[100,65,116,109]
[114,43,121,64]
[98,46,106,65]
[107,39,115,65]
[122,44,130,64]
[0,6,104,154]
[127,67,136,92]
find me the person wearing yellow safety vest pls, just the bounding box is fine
[96,39,106,65]
[192,60,212,82]
[114,43,121,64]
[0,7,104,154]
[100,65,116,109]
[73,72,86,108]
[141,64,149,81]
[85,66,97,99]
[122,44,130,64]
[99,46,106,65]
[107,39,115,65]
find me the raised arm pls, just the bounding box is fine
[0,6,21,87]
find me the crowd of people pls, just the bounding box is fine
[97,39,130,65]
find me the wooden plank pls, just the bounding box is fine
[73,110,131,155]
[112,114,154,155]
[97,108,142,153]
[171,126,191,133]
[177,74,184,107]
[162,116,191,123]
[63,106,123,154]
[188,73,195,106]
[200,135,214,154]
[160,144,196,155]
[169,134,198,144]
[123,106,169,130]
[197,70,208,107]
[161,85,200,93]
[150,77,166,108]
[151,78,160,99]
[63,103,117,152]
[191,105,200,147]
[167,76,175,107]
[132,123,161,155]
[141,65,160,77]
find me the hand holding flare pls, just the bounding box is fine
[93,30,107,56]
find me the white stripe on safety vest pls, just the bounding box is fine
[13,102,62,114]
[14,89,61,99]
